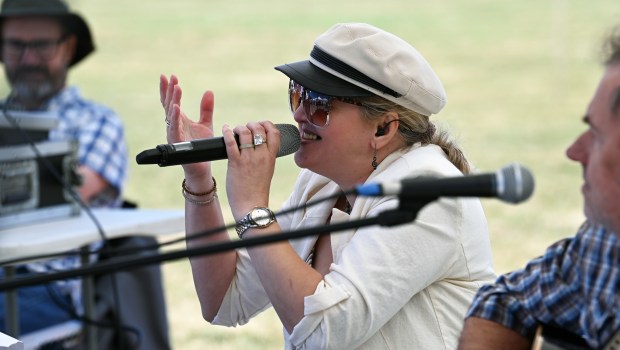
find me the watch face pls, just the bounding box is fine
[250,208,272,226]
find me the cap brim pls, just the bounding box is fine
[275,60,373,97]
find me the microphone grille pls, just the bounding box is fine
[275,124,301,158]
[498,163,535,203]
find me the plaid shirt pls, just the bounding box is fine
[47,86,127,207]
[466,222,620,349]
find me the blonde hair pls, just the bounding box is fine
[358,96,471,174]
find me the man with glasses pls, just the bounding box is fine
[0,0,129,342]
[0,0,127,205]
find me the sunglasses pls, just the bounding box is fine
[288,80,363,127]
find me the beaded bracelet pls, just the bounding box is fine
[182,189,218,206]
[181,177,218,206]
[182,177,217,196]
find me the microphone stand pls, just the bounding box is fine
[0,197,434,291]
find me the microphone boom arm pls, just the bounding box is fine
[0,204,429,291]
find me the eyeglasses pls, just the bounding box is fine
[288,80,363,127]
[2,36,68,61]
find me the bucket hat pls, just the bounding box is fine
[0,0,94,66]
[275,23,447,116]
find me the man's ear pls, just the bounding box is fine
[62,34,78,64]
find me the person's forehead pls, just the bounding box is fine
[2,16,63,38]
[602,63,620,94]
[597,65,620,131]
[590,65,620,114]
[608,64,620,116]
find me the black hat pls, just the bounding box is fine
[0,0,95,66]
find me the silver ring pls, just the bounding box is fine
[253,134,266,146]
[239,143,255,150]
[165,118,171,126]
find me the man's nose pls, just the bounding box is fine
[19,47,42,64]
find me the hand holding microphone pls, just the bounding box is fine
[153,75,301,167]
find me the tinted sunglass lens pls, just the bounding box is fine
[289,81,331,127]
[289,82,305,114]
[304,98,329,127]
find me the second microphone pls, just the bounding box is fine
[136,123,301,167]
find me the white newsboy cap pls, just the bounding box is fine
[275,23,447,116]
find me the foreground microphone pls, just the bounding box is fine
[356,163,535,204]
[136,123,301,167]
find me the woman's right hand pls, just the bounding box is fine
[159,74,215,181]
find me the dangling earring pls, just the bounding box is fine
[372,143,378,170]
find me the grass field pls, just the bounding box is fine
[2,1,619,348]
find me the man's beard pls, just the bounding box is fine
[6,66,66,110]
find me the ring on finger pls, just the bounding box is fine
[165,119,171,126]
[239,143,255,150]
[253,134,267,146]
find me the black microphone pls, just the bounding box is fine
[355,163,535,204]
[136,123,301,167]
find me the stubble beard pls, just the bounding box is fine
[6,66,66,110]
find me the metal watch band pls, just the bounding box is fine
[235,207,276,239]
[235,218,251,238]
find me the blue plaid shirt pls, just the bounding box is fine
[47,86,128,207]
[465,222,620,349]
[27,86,128,312]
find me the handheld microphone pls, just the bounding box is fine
[136,123,301,167]
[355,163,535,204]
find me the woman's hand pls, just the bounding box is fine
[223,121,281,220]
[159,74,214,180]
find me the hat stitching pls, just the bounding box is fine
[364,45,445,108]
[409,83,445,112]
[366,41,444,106]
[402,73,445,105]
[364,44,416,99]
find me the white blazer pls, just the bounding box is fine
[213,144,496,350]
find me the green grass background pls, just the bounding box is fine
[2,1,619,348]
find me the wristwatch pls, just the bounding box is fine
[235,207,277,238]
